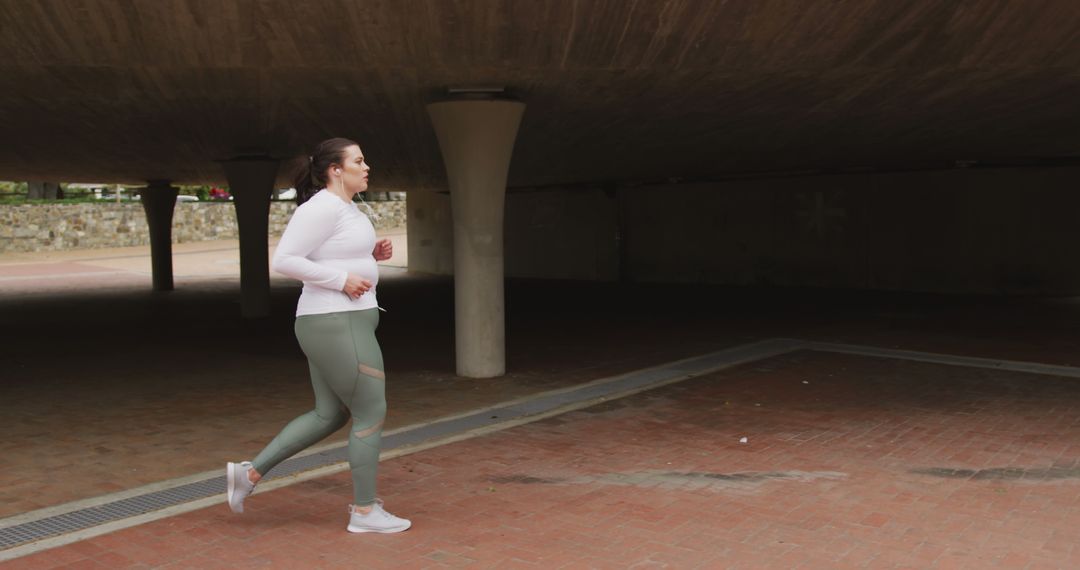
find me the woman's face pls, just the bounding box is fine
[334,144,370,194]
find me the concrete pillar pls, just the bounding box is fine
[27,182,62,200]
[140,180,179,291]
[427,98,525,378]
[222,157,280,318]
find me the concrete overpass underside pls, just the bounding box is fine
[1,0,1079,186]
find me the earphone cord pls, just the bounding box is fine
[342,175,380,221]
[357,194,380,221]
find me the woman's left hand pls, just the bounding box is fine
[373,238,393,261]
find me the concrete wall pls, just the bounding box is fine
[407,190,455,275]
[1,200,406,253]
[620,167,1080,295]
[410,166,1080,295]
[408,187,621,281]
[504,189,620,281]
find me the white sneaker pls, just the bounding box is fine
[346,499,411,534]
[226,461,256,514]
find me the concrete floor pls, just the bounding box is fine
[2,239,1080,567]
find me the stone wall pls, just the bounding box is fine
[0,199,406,253]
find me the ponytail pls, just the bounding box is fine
[292,137,359,205]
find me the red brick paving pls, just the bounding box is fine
[0,272,735,518]
[8,245,1080,519]
[9,350,1080,569]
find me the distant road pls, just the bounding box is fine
[0,227,408,293]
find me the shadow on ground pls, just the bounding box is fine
[4,271,1080,517]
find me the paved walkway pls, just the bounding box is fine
[3,240,1080,567]
[0,238,737,520]
[7,349,1080,569]
[0,227,407,279]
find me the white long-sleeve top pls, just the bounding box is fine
[272,189,380,316]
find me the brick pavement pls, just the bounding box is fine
[8,350,1080,569]
[7,243,1080,519]
[0,268,732,518]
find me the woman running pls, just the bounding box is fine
[225,137,410,534]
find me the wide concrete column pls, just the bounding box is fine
[222,157,280,318]
[140,180,179,291]
[427,98,525,378]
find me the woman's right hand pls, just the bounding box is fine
[343,274,373,299]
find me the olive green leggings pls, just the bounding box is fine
[252,308,386,506]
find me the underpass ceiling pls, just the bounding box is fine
[1,0,1079,189]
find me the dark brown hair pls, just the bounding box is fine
[293,137,358,205]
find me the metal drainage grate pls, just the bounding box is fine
[0,339,799,553]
